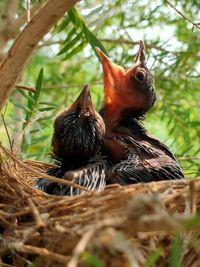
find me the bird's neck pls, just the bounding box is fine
[100,104,147,137]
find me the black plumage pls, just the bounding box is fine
[105,114,184,184]
[35,85,108,195]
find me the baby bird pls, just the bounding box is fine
[96,41,184,184]
[35,85,108,195]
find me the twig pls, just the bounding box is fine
[42,81,102,89]
[100,38,176,54]
[178,156,200,161]
[189,180,196,215]
[15,84,36,93]
[18,244,68,263]
[15,81,102,92]
[107,229,144,267]
[0,262,15,267]
[0,113,13,152]
[0,208,32,218]
[17,111,47,149]
[38,38,176,55]
[16,0,46,29]
[67,218,122,267]
[27,198,46,232]
[26,0,31,23]
[0,214,16,227]
[166,0,200,30]
[67,228,96,267]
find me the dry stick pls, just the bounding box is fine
[0,0,79,110]
[166,0,200,30]
[67,218,123,267]
[0,208,32,218]
[27,198,45,230]
[38,39,176,55]
[67,213,199,267]
[16,0,47,29]
[0,214,16,227]
[67,228,96,267]
[15,84,36,93]
[100,38,176,54]
[0,144,91,192]
[189,180,196,215]
[0,263,15,267]
[18,244,68,264]
[26,0,31,23]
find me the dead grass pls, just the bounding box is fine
[0,143,200,267]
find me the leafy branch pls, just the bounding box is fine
[57,8,108,60]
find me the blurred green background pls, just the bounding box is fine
[0,0,199,177]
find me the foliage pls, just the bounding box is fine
[0,0,199,177]
[81,252,106,267]
[169,234,182,267]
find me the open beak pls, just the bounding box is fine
[96,47,124,79]
[135,40,147,65]
[72,84,95,116]
[96,47,125,104]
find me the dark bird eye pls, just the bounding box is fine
[135,71,145,81]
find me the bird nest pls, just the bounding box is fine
[0,143,200,267]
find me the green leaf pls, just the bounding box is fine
[58,32,83,55]
[81,252,106,267]
[169,234,182,267]
[83,25,108,56]
[18,89,36,104]
[9,97,31,113]
[144,247,163,267]
[64,41,87,60]
[39,114,54,121]
[64,27,77,43]
[67,8,108,58]
[85,5,103,18]
[39,101,58,107]
[22,68,44,149]
[57,16,71,32]
[35,68,43,101]
[38,107,56,111]
[68,8,83,29]
[183,213,200,229]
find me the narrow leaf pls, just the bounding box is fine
[58,32,83,55]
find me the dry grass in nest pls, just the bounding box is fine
[0,143,200,267]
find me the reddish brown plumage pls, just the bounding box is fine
[97,41,184,183]
[96,41,155,129]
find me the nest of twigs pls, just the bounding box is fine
[0,143,200,267]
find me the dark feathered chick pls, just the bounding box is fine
[35,85,108,195]
[96,41,184,184]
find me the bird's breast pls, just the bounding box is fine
[104,135,128,163]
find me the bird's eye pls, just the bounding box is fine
[135,71,145,81]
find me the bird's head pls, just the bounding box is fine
[96,41,156,121]
[52,85,105,160]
